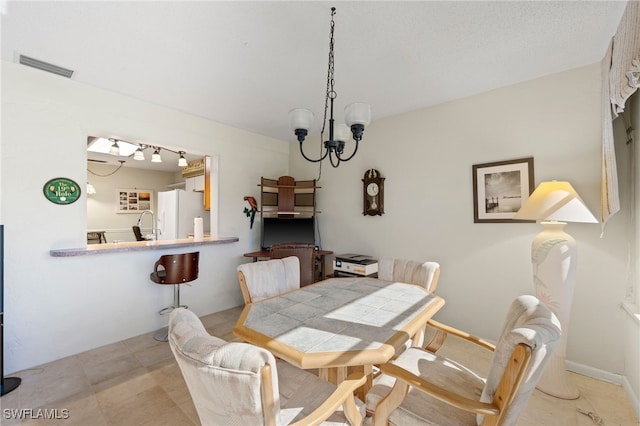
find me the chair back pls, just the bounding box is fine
[168,308,281,425]
[132,225,145,241]
[150,252,199,285]
[378,257,440,293]
[269,242,316,286]
[479,295,561,425]
[237,257,300,304]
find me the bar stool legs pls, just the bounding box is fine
[154,284,189,342]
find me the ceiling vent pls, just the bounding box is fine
[18,55,74,78]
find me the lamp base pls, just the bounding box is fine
[1,377,21,396]
[535,355,579,399]
[531,221,580,400]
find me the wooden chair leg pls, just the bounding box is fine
[373,379,410,426]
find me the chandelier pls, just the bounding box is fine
[288,7,371,168]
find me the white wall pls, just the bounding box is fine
[1,62,290,373]
[622,91,640,416]
[291,64,629,376]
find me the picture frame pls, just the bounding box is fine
[116,189,154,214]
[472,157,535,223]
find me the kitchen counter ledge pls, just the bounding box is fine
[50,236,239,257]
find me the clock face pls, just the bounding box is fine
[367,182,379,196]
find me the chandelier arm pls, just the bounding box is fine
[334,140,360,162]
[299,141,330,163]
[329,150,341,168]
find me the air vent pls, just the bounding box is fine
[88,159,107,164]
[19,55,74,78]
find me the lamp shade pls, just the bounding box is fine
[133,148,145,161]
[513,181,598,223]
[335,124,351,142]
[288,108,314,131]
[109,141,120,156]
[344,103,371,126]
[151,150,162,163]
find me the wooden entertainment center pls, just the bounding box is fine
[243,176,332,282]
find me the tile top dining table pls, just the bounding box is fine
[233,276,445,398]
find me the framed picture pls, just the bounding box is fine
[116,189,154,213]
[472,157,534,223]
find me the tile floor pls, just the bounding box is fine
[1,306,637,425]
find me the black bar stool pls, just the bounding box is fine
[150,252,199,341]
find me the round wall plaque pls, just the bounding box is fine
[43,178,81,205]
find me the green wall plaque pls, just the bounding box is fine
[43,178,81,205]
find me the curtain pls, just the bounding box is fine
[601,0,640,229]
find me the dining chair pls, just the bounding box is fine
[378,257,440,292]
[378,257,445,351]
[366,295,561,426]
[132,225,146,241]
[168,308,366,425]
[237,256,300,304]
[269,242,317,286]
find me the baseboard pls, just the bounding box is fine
[622,375,640,421]
[567,360,623,385]
[567,360,640,421]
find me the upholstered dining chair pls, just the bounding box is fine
[366,295,561,426]
[237,256,300,304]
[377,257,440,292]
[378,257,444,351]
[168,308,366,425]
[269,242,317,286]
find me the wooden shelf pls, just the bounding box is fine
[259,176,319,221]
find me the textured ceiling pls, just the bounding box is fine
[1,1,628,147]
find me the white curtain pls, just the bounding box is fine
[601,0,640,229]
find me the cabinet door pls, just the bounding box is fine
[185,176,205,192]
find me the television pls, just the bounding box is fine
[261,217,315,250]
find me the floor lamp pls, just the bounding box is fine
[1,224,21,396]
[513,181,597,399]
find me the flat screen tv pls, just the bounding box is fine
[261,217,315,250]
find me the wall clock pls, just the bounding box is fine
[362,169,385,216]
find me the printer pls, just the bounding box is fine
[333,253,378,276]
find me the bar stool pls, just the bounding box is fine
[150,251,199,341]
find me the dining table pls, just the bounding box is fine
[233,276,445,401]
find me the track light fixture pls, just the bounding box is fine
[108,138,120,156]
[151,148,162,163]
[178,152,188,167]
[289,7,371,168]
[133,146,145,161]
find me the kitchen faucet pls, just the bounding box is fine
[136,210,157,240]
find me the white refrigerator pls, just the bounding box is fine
[156,189,208,240]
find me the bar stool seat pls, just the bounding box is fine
[150,251,199,341]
